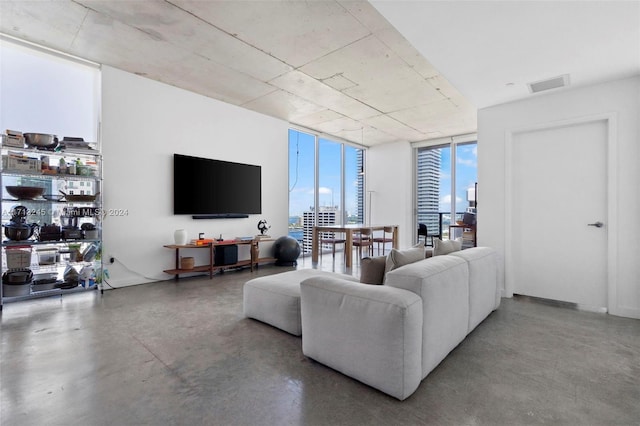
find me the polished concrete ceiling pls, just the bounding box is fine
[0,0,476,146]
[3,1,637,148]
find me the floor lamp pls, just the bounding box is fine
[367,190,375,226]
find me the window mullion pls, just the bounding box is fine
[314,134,319,227]
[451,142,457,223]
[340,143,345,225]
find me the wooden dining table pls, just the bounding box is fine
[312,224,399,268]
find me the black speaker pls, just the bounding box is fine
[214,245,238,266]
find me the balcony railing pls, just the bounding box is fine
[417,211,471,240]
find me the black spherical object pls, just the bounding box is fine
[273,236,301,266]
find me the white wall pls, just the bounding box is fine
[367,141,414,249]
[101,66,289,287]
[479,76,640,319]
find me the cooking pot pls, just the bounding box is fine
[24,133,58,149]
[4,222,38,241]
[2,282,31,297]
[59,191,100,202]
[10,205,29,222]
[62,228,82,240]
[83,229,99,240]
[3,269,33,284]
[81,223,98,239]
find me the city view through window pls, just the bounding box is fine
[417,142,477,243]
[288,130,476,253]
[288,129,363,253]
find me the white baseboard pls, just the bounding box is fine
[101,277,159,289]
[610,305,640,320]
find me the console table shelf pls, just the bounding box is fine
[163,238,274,279]
[163,243,214,279]
[163,265,214,276]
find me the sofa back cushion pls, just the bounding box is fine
[385,255,470,378]
[384,245,427,276]
[360,244,428,285]
[449,247,500,332]
[433,237,463,256]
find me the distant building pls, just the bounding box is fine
[297,149,363,252]
[302,206,340,254]
[357,150,364,223]
[416,148,441,240]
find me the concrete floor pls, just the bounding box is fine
[1,260,639,426]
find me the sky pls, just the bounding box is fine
[288,129,360,217]
[438,143,478,214]
[288,129,478,220]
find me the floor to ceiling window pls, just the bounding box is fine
[318,137,342,223]
[416,145,449,242]
[415,138,477,243]
[288,129,316,252]
[288,129,364,253]
[454,142,478,216]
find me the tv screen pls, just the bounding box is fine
[173,154,261,216]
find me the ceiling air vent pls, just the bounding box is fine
[528,74,570,94]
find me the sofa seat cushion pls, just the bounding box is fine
[243,269,358,336]
[300,275,423,400]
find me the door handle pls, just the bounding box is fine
[587,221,604,228]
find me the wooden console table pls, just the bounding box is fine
[253,237,277,266]
[164,239,268,279]
[164,243,214,279]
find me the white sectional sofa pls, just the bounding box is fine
[300,247,500,400]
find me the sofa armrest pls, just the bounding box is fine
[300,276,423,400]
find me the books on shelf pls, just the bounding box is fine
[190,239,214,245]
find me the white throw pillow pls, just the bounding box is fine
[433,237,463,256]
[384,245,426,276]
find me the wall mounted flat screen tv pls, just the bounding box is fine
[173,154,261,218]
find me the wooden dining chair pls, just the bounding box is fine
[373,226,394,255]
[320,232,346,261]
[352,228,374,259]
[417,223,433,247]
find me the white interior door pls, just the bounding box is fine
[510,120,608,309]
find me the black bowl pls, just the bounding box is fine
[6,186,44,200]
